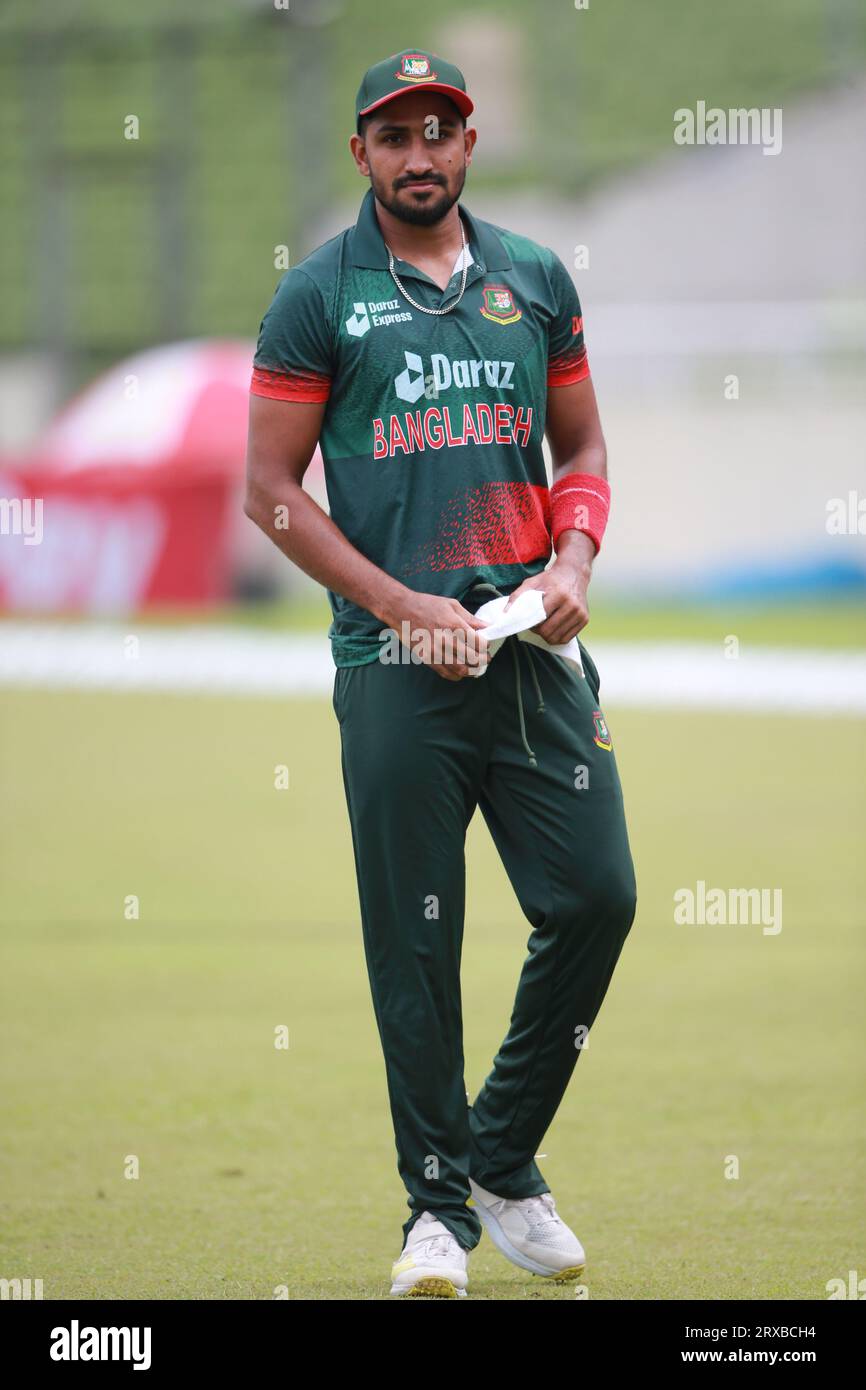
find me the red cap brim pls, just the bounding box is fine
[358,84,474,122]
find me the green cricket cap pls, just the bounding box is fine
[355,48,474,134]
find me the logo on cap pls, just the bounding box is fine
[396,54,438,83]
[480,285,522,326]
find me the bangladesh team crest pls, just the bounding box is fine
[592,709,613,751]
[395,54,438,83]
[480,284,522,325]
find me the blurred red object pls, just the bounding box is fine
[0,339,324,613]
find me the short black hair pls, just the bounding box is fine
[357,103,466,139]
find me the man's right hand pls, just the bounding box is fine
[381,592,491,681]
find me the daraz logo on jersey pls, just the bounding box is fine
[375,349,531,459]
[345,299,413,337]
[394,350,516,403]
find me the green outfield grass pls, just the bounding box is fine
[74,592,865,649]
[1,687,863,1299]
[233,594,866,649]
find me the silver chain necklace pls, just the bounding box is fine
[385,215,469,316]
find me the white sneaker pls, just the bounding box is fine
[468,1178,586,1280]
[389,1210,470,1298]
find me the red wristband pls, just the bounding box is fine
[550,472,611,555]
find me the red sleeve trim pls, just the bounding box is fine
[250,365,331,403]
[547,349,590,387]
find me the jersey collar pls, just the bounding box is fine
[348,186,511,276]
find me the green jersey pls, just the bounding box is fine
[250,186,590,667]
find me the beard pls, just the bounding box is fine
[371,163,467,226]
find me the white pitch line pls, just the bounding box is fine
[0,623,865,714]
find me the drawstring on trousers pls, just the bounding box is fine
[467,580,546,769]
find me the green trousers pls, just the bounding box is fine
[332,581,637,1252]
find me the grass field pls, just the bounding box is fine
[28,592,865,649]
[1,663,863,1300]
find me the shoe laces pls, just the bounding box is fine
[419,1232,457,1258]
[412,1214,460,1260]
[516,1192,560,1230]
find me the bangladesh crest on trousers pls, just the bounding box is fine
[480,284,523,325]
[593,710,613,751]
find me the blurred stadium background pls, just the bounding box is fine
[1,0,864,1300]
